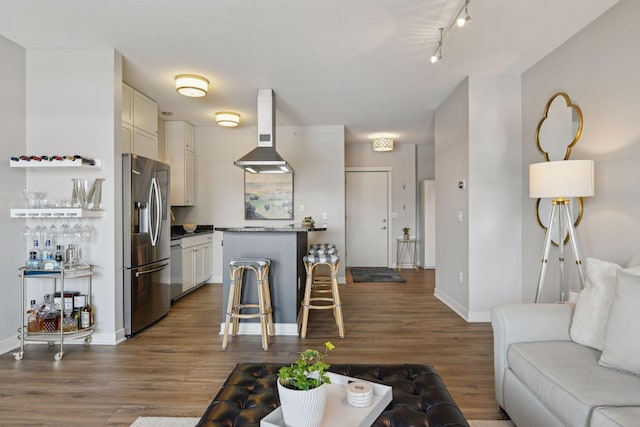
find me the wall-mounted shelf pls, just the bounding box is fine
[10,158,102,168]
[10,208,104,218]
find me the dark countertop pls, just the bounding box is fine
[171,224,214,240]
[215,225,326,232]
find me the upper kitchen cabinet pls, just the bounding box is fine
[122,82,158,160]
[166,121,196,206]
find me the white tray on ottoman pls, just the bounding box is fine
[261,372,392,427]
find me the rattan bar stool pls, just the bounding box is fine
[222,257,274,351]
[308,243,338,289]
[308,243,338,255]
[300,253,345,339]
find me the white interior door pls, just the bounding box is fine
[346,171,389,267]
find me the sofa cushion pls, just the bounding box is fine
[625,252,640,268]
[598,270,640,375]
[508,341,640,427]
[570,258,640,351]
[591,407,640,427]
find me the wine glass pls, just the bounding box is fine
[22,224,33,242]
[82,222,94,241]
[34,221,46,242]
[60,222,71,238]
[48,223,58,242]
[72,221,83,241]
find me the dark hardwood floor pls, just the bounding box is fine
[0,268,507,425]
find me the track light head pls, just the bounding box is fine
[456,1,471,27]
[431,28,444,64]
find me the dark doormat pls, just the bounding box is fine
[349,267,406,283]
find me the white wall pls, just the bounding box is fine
[521,0,640,302]
[180,124,346,282]
[0,36,26,354]
[345,143,417,263]
[434,75,522,321]
[435,79,470,313]
[468,75,522,317]
[22,48,122,344]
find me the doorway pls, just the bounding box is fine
[345,169,392,267]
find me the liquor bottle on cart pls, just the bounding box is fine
[25,240,41,269]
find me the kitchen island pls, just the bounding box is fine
[215,226,326,336]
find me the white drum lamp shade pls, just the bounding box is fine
[372,138,394,152]
[175,74,209,97]
[216,112,240,127]
[529,160,595,199]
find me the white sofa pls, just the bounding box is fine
[492,303,640,427]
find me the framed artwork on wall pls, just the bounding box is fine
[244,173,294,220]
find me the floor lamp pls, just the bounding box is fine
[529,160,595,303]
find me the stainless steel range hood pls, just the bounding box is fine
[234,89,294,174]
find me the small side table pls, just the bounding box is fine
[396,238,418,270]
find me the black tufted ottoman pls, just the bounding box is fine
[197,363,469,427]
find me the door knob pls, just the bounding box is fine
[380,226,387,230]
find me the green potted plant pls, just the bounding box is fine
[402,227,410,240]
[277,341,334,427]
[302,216,315,228]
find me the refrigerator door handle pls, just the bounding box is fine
[135,262,170,277]
[149,177,161,246]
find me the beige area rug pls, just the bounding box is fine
[469,421,515,427]
[130,417,200,427]
[129,417,514,427]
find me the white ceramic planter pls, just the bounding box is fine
[277,380,328,427]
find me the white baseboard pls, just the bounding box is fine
[434,288,469,320]
[0,336,19,356]
[434,288,491,323]
[218,322,299,336]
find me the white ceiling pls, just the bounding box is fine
[0,0,619,147]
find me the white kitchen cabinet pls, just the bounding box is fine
[133,90,158,135]
[121,122,133,153]
[122,83,133,125]
[166,121,196,206]
[194,239,213,285]
[181,246,195,293]
[122,83,158,160]
[133,127,158,160]
[174,233,213,296]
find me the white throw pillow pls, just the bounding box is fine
[626,252,640,268]
[569,258,640,350]
[598,270,640,375]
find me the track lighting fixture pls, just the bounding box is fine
[431,28,444,63]
[457,0,471,27]
[429,0,471,64]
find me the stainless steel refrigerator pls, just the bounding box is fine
[123,154,171,337]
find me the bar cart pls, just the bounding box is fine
[14,266,94,361]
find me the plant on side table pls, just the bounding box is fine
[402,227,410,240]
[277,341,335,427]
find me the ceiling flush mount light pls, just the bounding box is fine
[431,28,444,63]
[216,111,240,127]
[175,74,209,97]
[457,0,471,27]
[372,137,394,152]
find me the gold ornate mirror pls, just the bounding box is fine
[535,92,583,161]
[534,92,584,245]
